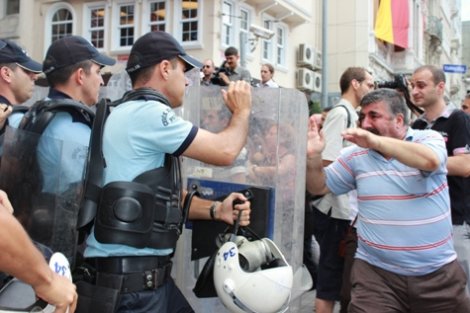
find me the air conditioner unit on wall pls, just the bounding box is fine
[312,71,322,93]
[296,68,315,92]
[312,49,322,70]
[297,43,314,69]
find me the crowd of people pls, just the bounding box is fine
[305,65,470,313]
[0,30,470,313]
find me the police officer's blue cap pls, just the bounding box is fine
[0,39,42,73]
[126,31,202,74]
[43,35,116,74]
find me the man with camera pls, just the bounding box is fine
[376,73,422,118]
[410,65,470,292]
[212,46,251,86]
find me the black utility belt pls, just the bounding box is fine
[92,256,172,293]
[93,255,172,273]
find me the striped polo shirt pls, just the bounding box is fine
[325,127,456,276]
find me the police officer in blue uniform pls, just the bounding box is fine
[0,39,41,134]
[80,31,252,312]
[0,36,116,265]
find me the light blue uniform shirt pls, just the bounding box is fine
[7,111,25,128]
[36,112,90,193]
[85,98,197,258]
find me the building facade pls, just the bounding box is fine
[0,0,319,89]
[327,0,465,106]
[0,0,466,103]
[462,20,470,94]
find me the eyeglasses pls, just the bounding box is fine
[462,105,469,110]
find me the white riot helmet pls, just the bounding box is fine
[213,236,293,313]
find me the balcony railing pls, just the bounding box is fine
[243,0,310,27]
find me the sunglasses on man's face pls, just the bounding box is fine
[462,105,469,110]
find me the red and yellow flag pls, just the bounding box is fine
[374,0,409,49]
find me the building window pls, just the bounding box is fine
[149,1,167,32]
[262,20,273,60]
[261,16,288,67]
[240,9,249,32]
[222,1,233,46]
[51,8,73,43]
[6,0,19,15]
[276,26,285,66]
[85,4,106,49]
[118,4,135,47]
[240,8,250,47]
[180,0,199,42]
[260,19,287,67]
[44,3,75,54]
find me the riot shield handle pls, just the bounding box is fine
[181,185,200,233]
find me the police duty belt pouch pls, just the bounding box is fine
[76,280,120,313]
[193,248,218,298]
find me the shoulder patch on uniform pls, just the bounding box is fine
[161,107,177,127]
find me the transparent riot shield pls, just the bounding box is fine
[0,126,87,266]
[173,85,311,312]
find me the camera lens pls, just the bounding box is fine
[376,81,398,89]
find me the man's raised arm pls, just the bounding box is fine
[306,117,330,196]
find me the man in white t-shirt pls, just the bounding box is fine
[258,63,279,88]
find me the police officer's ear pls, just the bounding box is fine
[0,66,12,82]
[159,60,172,80]
[74,67,87,85]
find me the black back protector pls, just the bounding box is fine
[0,99,94,264]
